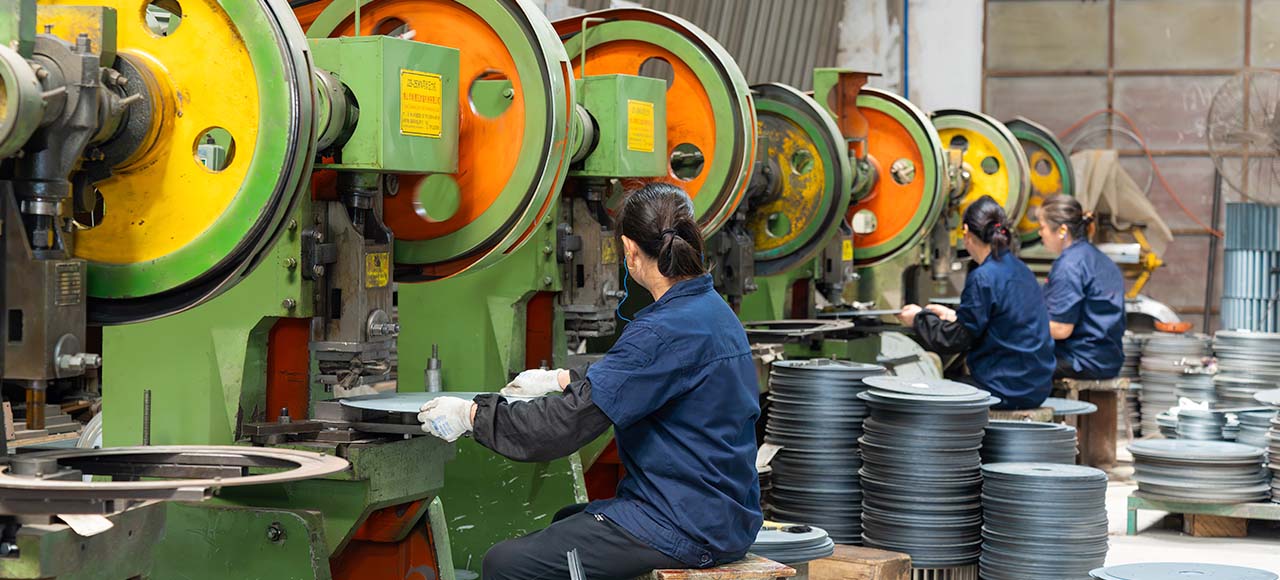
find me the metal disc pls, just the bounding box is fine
[1091,563,1278,580]
[849,88,946,267]
[341,391,535,413]
[1043,397,1099,416]
[1129,439,1265,462]
[300,0,573,277]
[748,83,852,277]
[78,0,315,323]
[555,8,755,238]
[862,376,981,397]
[1256,389,1280,406]
[1006,117,1073,244]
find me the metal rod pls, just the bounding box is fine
[1205,170,1223,334]
[142,390,152,446]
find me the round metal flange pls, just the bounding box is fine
[848,88,946,267]
[1043,396,1099,416]
[555,8,755,237]
[1006,117,1073,244]
[69,0,315,323]
[748,83,852,277]
[300,0,572,277]
[932,109,1031,246]
[0,445,349,502]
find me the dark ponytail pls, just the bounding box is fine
[616,182,707,278]
[1039,194,1094,242]
[963,195,1013,258]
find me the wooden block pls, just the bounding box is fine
[1183,514,1247,538]
[1079,390,1118,471]
[649,555,795,580]
[809,545,910,580]
[3,402,12,442]
[989,407,1054,422]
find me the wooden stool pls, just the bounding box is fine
[989,407,1054,422]
[645,554,796,580]
[1053,377,1130,471]
[810,545,910,580]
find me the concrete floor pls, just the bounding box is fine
[1102,445,1280,573]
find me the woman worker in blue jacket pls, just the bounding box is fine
[1037,194,1125,379]
[417,183,763,580]
[898,196,1056,409]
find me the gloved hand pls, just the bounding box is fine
[500,368,566,398]
[418,397,475,442]
[925,304,958,322]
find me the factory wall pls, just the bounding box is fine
[984,0,1280,331]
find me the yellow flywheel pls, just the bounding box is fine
[41,0,315,323]
[932,110,1030,246]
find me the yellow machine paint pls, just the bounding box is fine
[64,0,260,265]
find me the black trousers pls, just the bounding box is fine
[482,504,685,580]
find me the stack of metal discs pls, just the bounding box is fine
[1092,563,1278,580]
[750,525,836,566]
[981,421,1077,464]
[1214,331,1280,407]
[1271,413,1280,502]
[857,377,996,568]
[1237,411,1274,448]
[758,466,773,510]
[1175,409,1226,440]
[1129,440,1269,503]
[980,463,1108,580]
[1139,333,1211,434]
[1121,334,1144,436]
[1174,372,1217,405]
[764,359,885,544]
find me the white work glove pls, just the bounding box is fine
[500,368,565,398]
[418,397,474,442]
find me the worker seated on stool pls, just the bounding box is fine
[898,196,1055,410]
[417,183,762,580]
[1037,195,1125,380]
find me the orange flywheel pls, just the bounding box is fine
[297,0,574,278]
[848,88,947,267]
[553,9,756,237]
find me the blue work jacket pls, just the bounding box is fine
[584,274,762,568]
[959,251,1056,409]
[1045,240,1126,378]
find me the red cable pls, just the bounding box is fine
[1060,108,1224,239]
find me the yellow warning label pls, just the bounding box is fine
[601,238,618,265]
[365,252,390,288]
[400,70,443,138]
[627,99,655,152]
[841,239,854,262]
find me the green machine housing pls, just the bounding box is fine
[96,35,466,580]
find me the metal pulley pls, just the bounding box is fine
[299,0,574,279]
[932,110,1031,245]
[554,8,756,238]
[747,83,852,277]
[36,0,317,324]
[1006,117,1074,244]
[845,88,946,267]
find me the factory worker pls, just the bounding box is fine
[898,195,1055,409]
[1037,194,1125,379]
[417,182,762,580]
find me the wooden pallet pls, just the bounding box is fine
[1126,492,1280,537]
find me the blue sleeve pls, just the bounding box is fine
[586,323,689,429]
[958,272,991,338]
[1045,259,1085,326]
